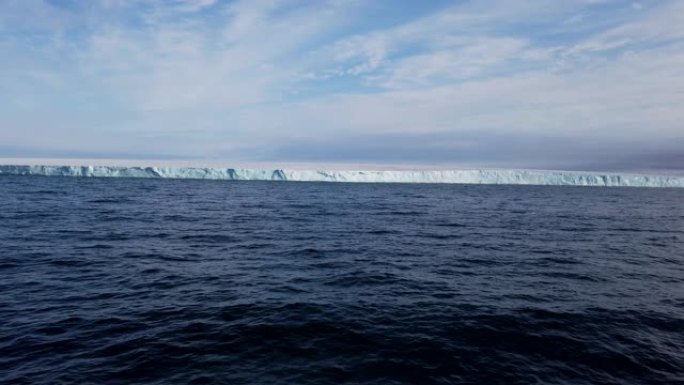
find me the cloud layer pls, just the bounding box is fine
[1,0,683,171]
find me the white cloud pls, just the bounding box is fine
[177,0,218,12]
[373,38,530,89]
[0,0,682,169]
[565,1,684,54]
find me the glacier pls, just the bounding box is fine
[0,165,683,188]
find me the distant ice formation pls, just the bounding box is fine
[1,165,683,187]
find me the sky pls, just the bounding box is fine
[1,0,683,171]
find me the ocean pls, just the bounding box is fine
[1,175,682,384]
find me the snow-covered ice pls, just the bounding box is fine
[0,165,682,188]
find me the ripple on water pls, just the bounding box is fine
[1,176,683,385]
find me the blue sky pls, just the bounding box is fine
[1,0,683,171]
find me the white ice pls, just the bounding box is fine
[1,165,682,188]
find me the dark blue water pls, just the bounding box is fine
[1,176,683,384]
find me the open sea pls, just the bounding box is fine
[1,175,683,385]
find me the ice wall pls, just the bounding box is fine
[1,165,682,187]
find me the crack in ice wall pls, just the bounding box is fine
[0,165,683,188]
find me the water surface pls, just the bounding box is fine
[1,176,683,384]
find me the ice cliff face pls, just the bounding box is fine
[0,165,682,188]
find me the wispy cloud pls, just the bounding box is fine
[0,0,682,171]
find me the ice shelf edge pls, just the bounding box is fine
[1,165,683,187]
